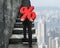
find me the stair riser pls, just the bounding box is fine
[14,24,34,28]
[12,30,35,34]
[13,28,35,31]
[9,39,37,44]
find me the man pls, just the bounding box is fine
[20,0,35,48]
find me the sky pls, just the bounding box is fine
[30,0,60,8]
[30,0,60,33]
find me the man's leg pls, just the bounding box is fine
[28,22,32,47]
[23,24,26,39]
[22,22,28,43]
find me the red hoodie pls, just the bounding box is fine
[20,6,36,21]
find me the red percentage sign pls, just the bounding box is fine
[20,6,36,21]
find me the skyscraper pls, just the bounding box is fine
[37,19,47,48]
[48,37,53,48]
[54,37,59,48]
[48,37,59,48]
[52,38,56,48]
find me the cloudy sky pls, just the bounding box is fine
[30,0,60,32]
[30,0,60,8]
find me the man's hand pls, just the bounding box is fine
[30,18,33,22]
[21,19,25,21]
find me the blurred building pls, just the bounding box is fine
[36,19,47,48]
[48,37,53,48]
[55,37,59,48]
[48,37,59,48]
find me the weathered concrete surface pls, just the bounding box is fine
[8,44,37,48]
[0,0,22,48]
[0,0,31,48]
[0,0,5,48]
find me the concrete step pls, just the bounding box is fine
[12,30,35,34]
[10,34,36,39]
[9,34,37,44]
[15,22,34,24]
[8,44,37,48]
[13,27,35,31]
[9,38,37,44]
[14,24,34,28]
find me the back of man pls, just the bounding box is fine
[20,0,33,48]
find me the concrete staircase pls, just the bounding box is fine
[9,15,37,44]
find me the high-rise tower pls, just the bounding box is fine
[37,19,47,48]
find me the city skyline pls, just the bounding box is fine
[34,8,60,37]
[30,0,60,48]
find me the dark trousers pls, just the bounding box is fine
[23,21,32,46]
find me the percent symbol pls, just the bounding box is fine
[20,6,36,21]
